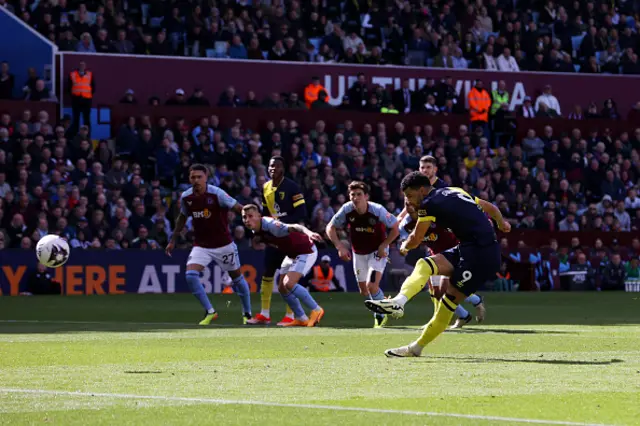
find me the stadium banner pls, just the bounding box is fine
[0,8,57,99]
[61,52,640,116]
[0,249,360,296]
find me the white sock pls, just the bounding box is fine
[297,315,309,321]
[207,308,215,314]
[285,312,294,319]
[260,309,270,318]
[409,341,423,354]
[392,295,409,306]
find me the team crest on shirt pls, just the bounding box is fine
[207,198,213,204]
[279,192,285,200]
[369,218,376,225]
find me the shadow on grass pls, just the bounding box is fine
[425,356,625,366]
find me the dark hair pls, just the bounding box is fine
[419,155,437,165]
[189,163,208,174]
[270,156,285,166]
[400,171,432,192]
[348,180,369,195]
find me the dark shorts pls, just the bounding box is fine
[439,241,501,296]
[263,245,286,277]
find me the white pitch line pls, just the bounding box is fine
[0,388,614,426]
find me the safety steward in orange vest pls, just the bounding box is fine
[311,255,336,292]
[304,76,325,109]
[68,60,95,136]
[467,79,491,126]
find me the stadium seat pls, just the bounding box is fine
[308,38,322,53]
[571,35,585,56]
[149,17,164,28]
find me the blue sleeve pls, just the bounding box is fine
[399,215,411,240]
[370,203,398,228]
[262,217,290,237]
[329,203,354,228]
[210,185,237,209]
[179,190,189,216]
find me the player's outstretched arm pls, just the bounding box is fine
[289,223,324,242]
[400,219,430,255]
[166,212,187,256]
[477,199,511,233]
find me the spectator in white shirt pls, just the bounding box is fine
[625,189,640,209]
[343,32,365,53]
[497,48,520,71]
[535,85,561,115]
[615,201,631,231]
[452,48,468,69]
[483,45,498,70]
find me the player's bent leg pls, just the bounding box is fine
[367,272,388,328]
[385,286,466,358]
[277,270,308,326]
[283,251,324,327]
[228,269,252,324]
[466,293,486,323]
[365,254,453,318]
[185,263,217,326]
[450,303,472,329]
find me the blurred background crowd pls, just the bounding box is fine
[2,0,640,74]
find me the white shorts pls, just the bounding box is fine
[187,243,241,271]
[353,251,387,283]
[280,246,318,277]
[430,275,448,288]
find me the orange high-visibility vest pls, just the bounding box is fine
[311,265,333,292]
[70,70,93,99]
[304,83,325,108]
[468,87,491,122]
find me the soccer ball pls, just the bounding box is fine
[36,235,70,268]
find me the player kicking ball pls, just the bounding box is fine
[326,181,399,328]
[397,155,486,329]
[365,172,510,357]
[166,164,253,325]
[242,205,325,327]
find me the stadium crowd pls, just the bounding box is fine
[2,0,640,74]
[2,93,640,288]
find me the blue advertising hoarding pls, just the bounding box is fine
[0,7,57,99]
[0,249,365,296]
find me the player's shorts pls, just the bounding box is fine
[280,246,318,277]
[353,250,388,283]
[440,241,501,296]
[263,245,286,277]
[187,243,241,271]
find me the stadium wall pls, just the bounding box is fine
[109,105,638,143]
[61,52,640,116]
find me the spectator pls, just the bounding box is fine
[187,88,210,106]
[76,32,96,53]
[120,89,137,104]
[614,201,631,231]
[497,48,520,72]
[558,213,579,231]
[27,79,54,101]
[166,89,187,106]
[218,86,242,108]
[311,90,331,110]
[535,85,561,115]
[0,61,14,100]
[600,253,626,291]
[304,76,325,109]
[228,35,248,59]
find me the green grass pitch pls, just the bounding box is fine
[0,292,639,425]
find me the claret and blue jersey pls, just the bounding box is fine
[180,184,237,248]
[328,201,398,255]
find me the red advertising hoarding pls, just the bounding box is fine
[62,53,640,115]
